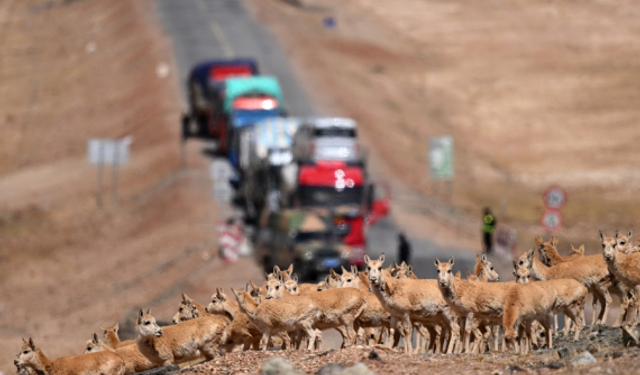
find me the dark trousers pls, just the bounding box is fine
[483,232,493,254]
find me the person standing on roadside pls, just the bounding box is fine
[397,232,411,264]
[482,207,497,254]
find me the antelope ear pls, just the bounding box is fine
[526,248,534,259]
[465,268,472,277]
[481,253,488,262]
[513,270,517,277]
[273,265,281,275]
[579,245,585,252]
[93,333,99,343]
[407,264,413,272]
[181,292,188,302]
[535,236,544,246]
[454,271,461,278]
[230,288,239,298]
[351,265,358,274]
[264,272,270,280]
[434,258,440,267]
[629,230,633,238]
[390,261,398,270]
[146,307,152,315]
[599,230,604,242]
[28,338,35,350]
[448,257,455,266]
[615,230,619,240]
[100,326,107,333]
[379,253,386,264]
[114,323,119,332]
[139,309,144,318]
[512,260,517,269]
[550,236,559,247]
[292,273,298,283]
[251,281,259,290]
[287,264,294,274]
[330,268,338,278]
[364,254,371,264]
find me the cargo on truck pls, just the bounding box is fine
[283,160,390,268]
[238,116,301,223]
[254,209,352,281]
[183,59,259,143]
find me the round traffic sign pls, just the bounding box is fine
[541,209,563,232]
[543,186,567,209]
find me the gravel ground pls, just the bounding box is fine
[175,326,640,375]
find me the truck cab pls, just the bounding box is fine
[254,209,351,281]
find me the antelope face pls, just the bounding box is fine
[480,253,500,282]
[283,276,300,295]
[513,265,530,284]
[617,230,633,252]
[435,257,455,288]
[365,253,385,286]
[18,339,37,367]
[600,231,618,262]
[137,310,162,338]
[265,278,284,300]
[339,271,356,288]
[174,302,198,323]
[84,334,103,354]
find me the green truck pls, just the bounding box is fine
[254,209,352,281]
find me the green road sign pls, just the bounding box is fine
[429,136,454,180]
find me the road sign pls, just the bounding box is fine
[543,186,567,209]
[88,138,132,165]
[210,159,233,182]
[541,209,563,232]
[212,183,233,203]
[428,136,454,180]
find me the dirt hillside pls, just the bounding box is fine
[0,0,263,372]
[247,0,640,253]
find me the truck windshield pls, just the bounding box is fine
[313,128,356,138]
[298,186,363,207]
[294,231,331,242]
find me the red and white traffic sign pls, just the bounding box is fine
[541,209,563,232]
[543,186,567,209]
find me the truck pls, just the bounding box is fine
[238,116,301,223]
[292,117,363,165]
[283,160,390,268]
[254,208,352,281]
[224,76,285,165]
[183,59,259,142]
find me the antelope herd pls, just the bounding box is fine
[15,230,640,374]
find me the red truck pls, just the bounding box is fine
[291,160,390,267]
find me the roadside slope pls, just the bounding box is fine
[0,0,265,371]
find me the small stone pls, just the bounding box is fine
[508,365,525,372]
[261,357,305,375]
[557,346,573,359]
[316,364,345,375]
[571,351,597,367]
[338,363,376,375]
[613,352,624,359]
[547,362,563,370]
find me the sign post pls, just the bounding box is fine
[88,137,132,207]
[428,136,454,203]
[541,186,567,233]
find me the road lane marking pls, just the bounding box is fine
[193,0,235,58]
[209,21,235,58]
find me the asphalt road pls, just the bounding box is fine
[153,0,475,279]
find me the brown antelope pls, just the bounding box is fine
[231,288,321,350]
[135,308,228,366]
[17,337,125,375]
[85,333,155,374]
[367,253,460,354]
